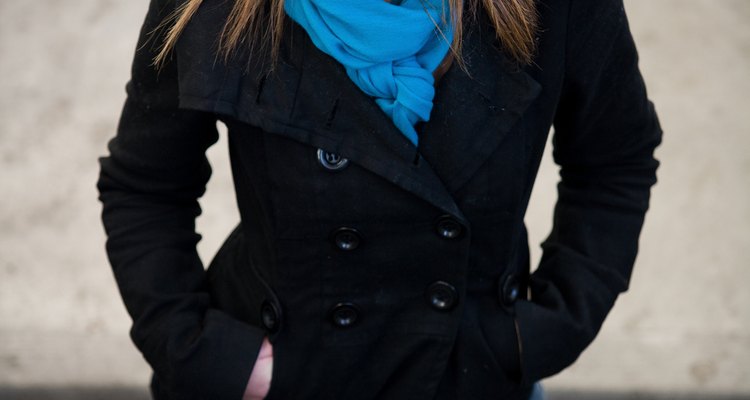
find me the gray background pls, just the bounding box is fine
[1,0,748,397]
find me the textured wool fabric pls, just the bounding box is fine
[284,0,454,146]
[100,0,662,398]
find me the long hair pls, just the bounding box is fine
[153,0,538,71]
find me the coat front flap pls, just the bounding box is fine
[175,1,540,222]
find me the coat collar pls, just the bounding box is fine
[418,26,542,196]
[176,1,541,222]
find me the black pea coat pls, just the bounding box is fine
[97,0,663,399]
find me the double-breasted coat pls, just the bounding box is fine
[96,0,663,399]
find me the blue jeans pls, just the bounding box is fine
[528,382,544,400]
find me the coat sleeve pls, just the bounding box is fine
[514,0,663,383]
[96,1,265,398]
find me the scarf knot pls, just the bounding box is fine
[284,0,454,146]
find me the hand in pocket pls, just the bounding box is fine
[243,336,274,400]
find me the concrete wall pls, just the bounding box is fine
[1,0,748,396]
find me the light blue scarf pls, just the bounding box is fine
[284,0,454,146]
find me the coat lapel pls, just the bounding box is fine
[279,15,541,221]
[176,1,540,221]
[418,19,542,195]
[288,19,466,220]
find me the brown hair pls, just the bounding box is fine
[153,0,538,71]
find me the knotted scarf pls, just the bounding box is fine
[284,0,454,146]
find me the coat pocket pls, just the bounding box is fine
[458,295,525,398]
[206,224,285,336]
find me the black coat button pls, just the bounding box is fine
[330,302,360,328]
[499,274,521,307]
[260,300,281,333]
[331,227,362,251]
[425,281,458,311]
[317,148,349,171]
[435,215,463,240]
